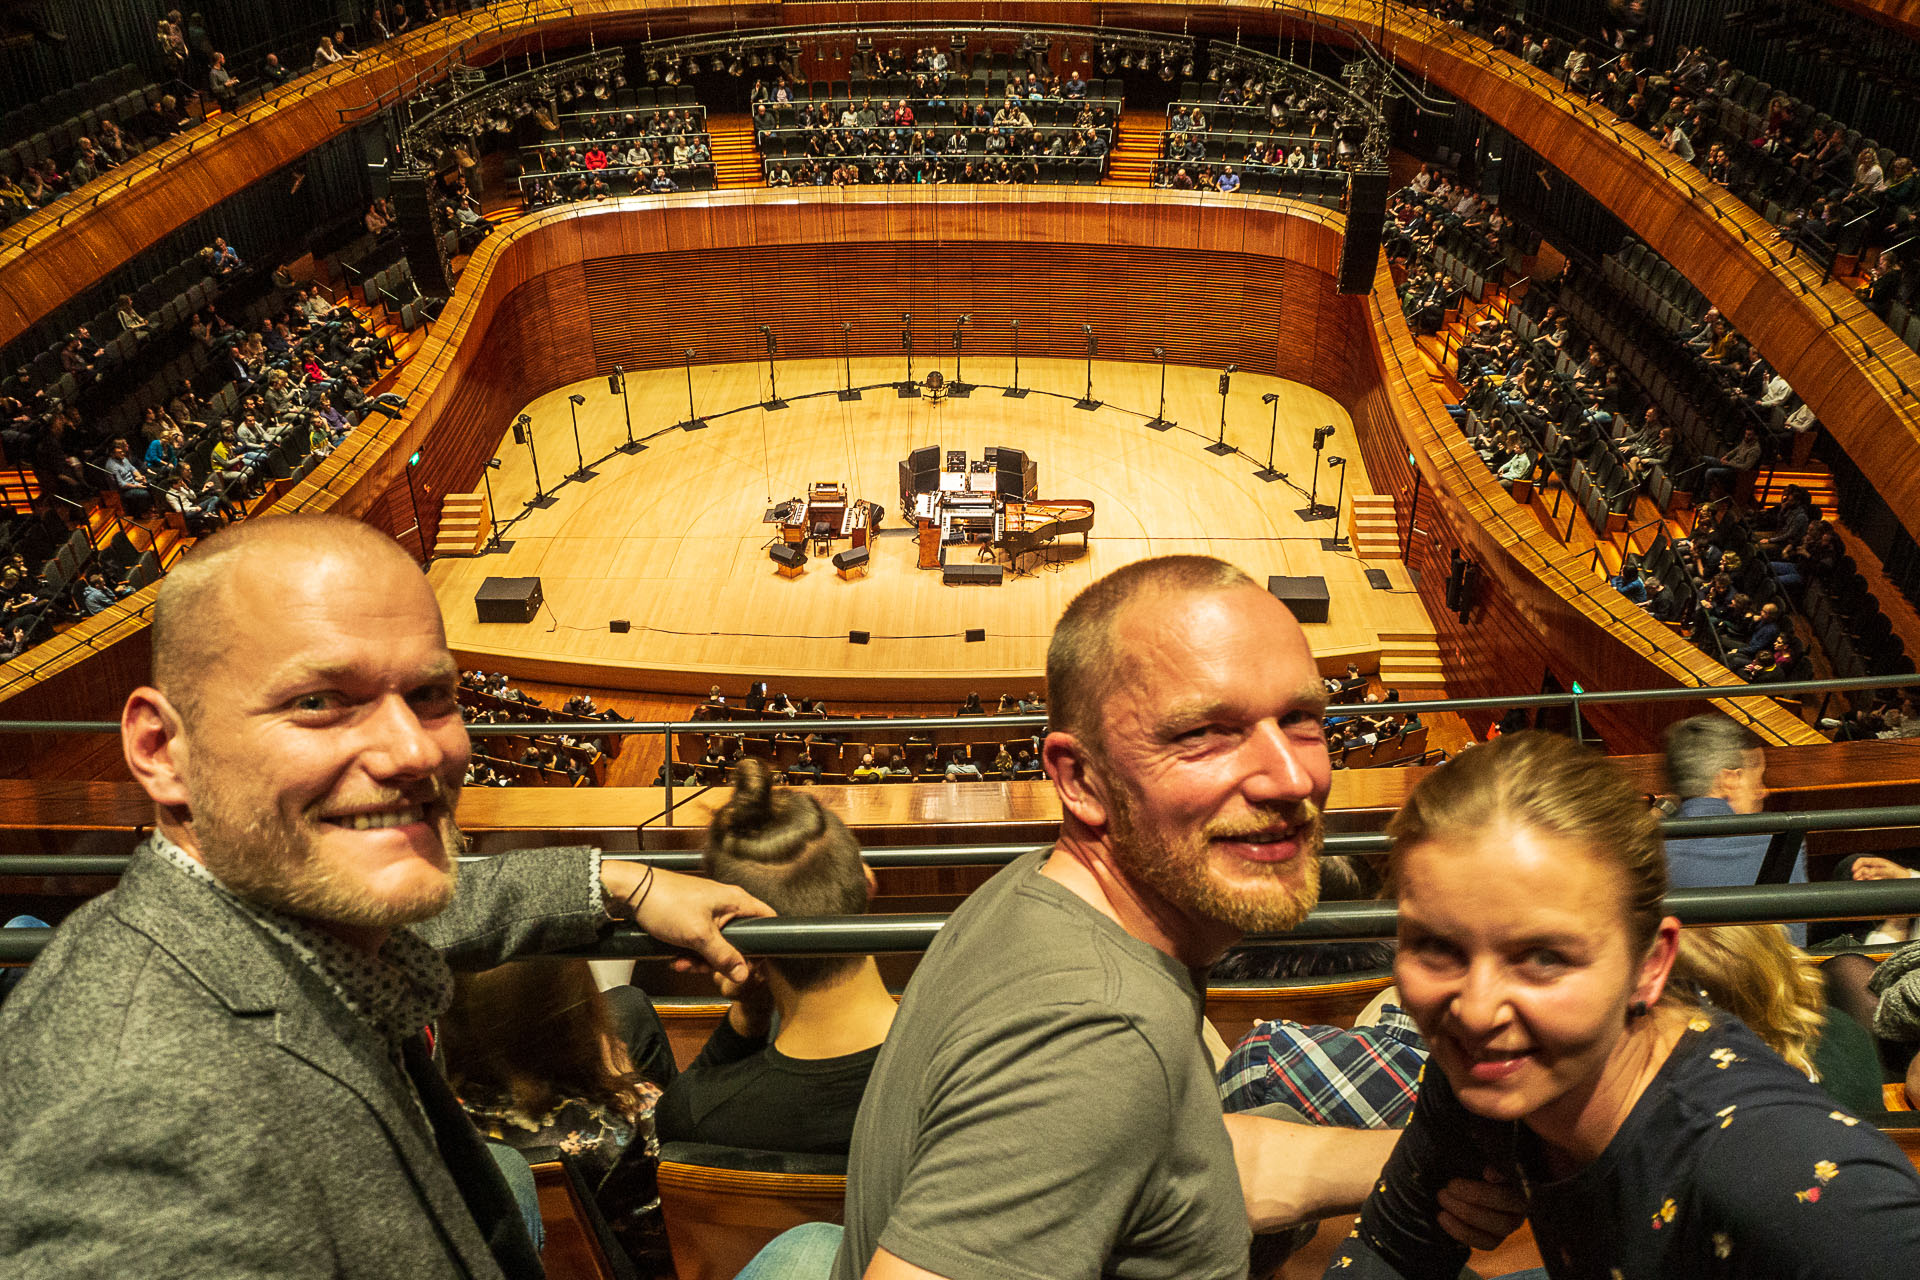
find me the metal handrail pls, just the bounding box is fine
[1,672,1917,741]
[6,879,1920,962]
[7,802,1919,878]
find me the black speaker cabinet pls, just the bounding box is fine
[944,563,1004,585]
[388,168,453,298]
[832,546,870,571]
[770,544,807,569]
[1338,168,1391,295]
[474,576,543,623]
[995,446,1037,500]
[1266,575,1330,625]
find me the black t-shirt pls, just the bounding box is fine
[653,1018,877,1155]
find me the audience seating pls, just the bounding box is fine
[656,1143,848,1280]
[527,1153,639,1280]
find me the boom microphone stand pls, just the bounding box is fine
[676,349,707,431]
[610,366,643,454]
[839,321,861,401]
[760,325,787,410]
[1254,392,1285,482]
[950,315,972,397]
[1004,318,1028,397]
[565,393,595,481]
[1146,346,1173,430]
[1206,365,1237,455]
[1075,324,1100,411]
[897,313,919,397]
[1321,456,1350,551]
[1298,425,1335,520]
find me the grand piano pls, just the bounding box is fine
[995,499,1096,571]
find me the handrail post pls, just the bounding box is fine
[1570,688,1586,746]
[661,721,674,823]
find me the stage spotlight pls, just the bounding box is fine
[1182,57,1195,77]
[1120,51,1134,69]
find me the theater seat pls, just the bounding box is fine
[656,1142,848,1280]
[526,1150,638,1280]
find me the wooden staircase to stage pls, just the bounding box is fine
[1102,110,1162,188]
[433,490,492,558]
[1379,630,1447,693]
[1347,494,1400,561]
[708,115,765,190]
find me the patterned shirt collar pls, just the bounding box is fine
[148,831,452,1045]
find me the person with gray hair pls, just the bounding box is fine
[1662,713,1805,940]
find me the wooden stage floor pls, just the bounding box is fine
[430,357,1435,696]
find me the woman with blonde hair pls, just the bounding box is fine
[1328,731,1920,1277]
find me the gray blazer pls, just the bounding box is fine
[0,843,608,1278]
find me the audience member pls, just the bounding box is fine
[655,760,895,1154]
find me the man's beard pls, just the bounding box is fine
[190,779,464,930]
[1102,764,1323,933]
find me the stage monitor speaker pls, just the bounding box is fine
[908,445,940,481]
[474,576,543,624]
[1266,575,1330,625]
[1337,168,1391,295]
[944,563,1004,586]
[832,546,870,571]
[388,168,454,298]
[609,619,631,633]
[770,544,807,569]
[995,447,1037,500]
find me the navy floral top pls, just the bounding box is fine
[1326,1011,1920,1278]
[464,1088,668,1271]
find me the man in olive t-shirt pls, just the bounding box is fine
[835,557,1401,1280]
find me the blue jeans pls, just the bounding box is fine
[734,1222,844,1280]
[485,1143,545,1255]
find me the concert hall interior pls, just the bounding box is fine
[438,354,1426,695]
[6,4,1920,1265]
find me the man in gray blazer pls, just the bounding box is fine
[0,514,769,1277]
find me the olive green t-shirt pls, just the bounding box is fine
[833,852,1251,1280]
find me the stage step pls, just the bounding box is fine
[433,491,491,558]
[1347,494,1400,561]
[1379,627,1447,692]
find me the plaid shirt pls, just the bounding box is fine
[1218,1004,1427,1129]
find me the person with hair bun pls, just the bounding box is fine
[654,759,895,1154]
[1328,731,1920,1278]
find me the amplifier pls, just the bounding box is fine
[770,544,807,568]
[473,576,542,624]
[832,546,870,571]
[943,563,1004,586]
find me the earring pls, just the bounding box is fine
[1627,1000,1650,1020]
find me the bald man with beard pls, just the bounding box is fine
[0,514,769,1279]
[816,556,1522,1280]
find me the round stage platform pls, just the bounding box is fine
[428,355,1434,696]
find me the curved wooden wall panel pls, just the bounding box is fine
[300,189,1365,537]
